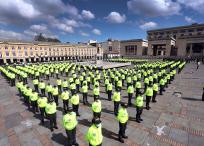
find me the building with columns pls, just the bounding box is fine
[147,23,204,57]
[0,41,97,64]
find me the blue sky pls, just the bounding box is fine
[0,0,203,43]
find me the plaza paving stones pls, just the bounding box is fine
[0,62,204,146]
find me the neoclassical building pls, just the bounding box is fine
[0,41,98,64]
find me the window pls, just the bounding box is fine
[180,30,186,33]
[13,52,16,57]
[197,28,203,31]
[25,51,28,56]
[188,29,194,32]
[109,46,112,51]
[30,51,33,56]
[6,51,9,56]
[142,47,148,55]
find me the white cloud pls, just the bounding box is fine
[80,31,89,37]
[178,0,204,14]
[105,12,126,23]
[92,28,101,35]
[81,10,95,20]
[0,29,27,40]
[185,16,195,23]
[30,24,47,32]
[127,0,181,17]
[139,22,158,30]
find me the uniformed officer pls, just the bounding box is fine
[56,78,62,93]
[52,85,59,106]
[38,80,45,96]
[145,84,153,110]
[70,82,76,96]
[86,118,103,146]
[71,92,80,116]
[152,82,158,102]
[127,84,134,106]
[81,82,88,104]
[63,108,79,146]
[45,83,52,100]
[93,84,100,101]
[32,78,39,92]
[107,82,113,101]
[37,96,48,124]
[144,77,149,93]
[135,91,143,123]
[92,99,102,119]
[75,78,80,92]
[62,79,68,91]
[135,80,141,98]
[112,88,121,116]
[117,103,128,143]
[60,90,69,113]
[29,91,39,114]
[45,98,58,131]
[159,77,165,95]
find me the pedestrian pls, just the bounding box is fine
[107,82,112,101]
[38,80,45,96]
[45,98,58,131]
[86,118,103,146]
[29,91,39,114]
[32,78,39,92]
[56,78,62,93]
[52,85,59,106]
[117,103,128,143]
[63,108,79,146]
[159,77,165,95]
[93,84,100,101]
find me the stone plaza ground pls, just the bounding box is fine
[0,62,204,146]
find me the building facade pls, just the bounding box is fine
[147,23,204,57]
[120,39,148,58]
[101,39,121,59]
[0,41,97,64]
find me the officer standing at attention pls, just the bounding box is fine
[112,88,121,116]
[45,98,58,131]
[45,83,52,100]
[63,108,79,146]
[93,84,100,101]
[107,82,113,101]
[117,103,128,143]
[37,96,47,124]
[152,82,158,102]
[32,78,39,92]
[145,84,153,110]
[81,82,88,105]
[60,90,70,113]
[56,77,62,93]
[71,92,80,116]
[159,77,165,95]
[92,99,102,119]
[29,91,39,114]
[86,118,103,146]
[127,84,134,106]
[135,91,144,123]
[38,80,46,96]
[52,85,59,106]
[135,79,141,98]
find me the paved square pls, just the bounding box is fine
[0,62,204,146]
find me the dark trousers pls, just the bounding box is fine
[48,92,52,100]
[53,95,59,106]
[128,93,133,106]
[63,100,69,112]
[72,104,79,115]
[83,93,88,104]
[94,95,99,101]
[118,122,127,138]
[10,79,15,86]
[146,96,151,110]
[34,85,38,92]
[202,91,204,101]
[135,88,140,98]
[93,112,101,119]
[107,90,112,101]
[152,91,157,102]
[24,95,30,109]
[41,89,45,96]
[160,85,164,95]
[144,83,148,93]
[114,101,119,116]
[136,106,143,121]
[39,107,45,123]
[66,128,77,146]
[46,75,49,80]
[31,100,38,114]
[48,113,57,131]
[58,85,62,93]
[76,84,80,92]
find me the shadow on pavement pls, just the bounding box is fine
[51,133,68,146]
[182,97,201,101]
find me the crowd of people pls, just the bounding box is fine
[0,59,186,146]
